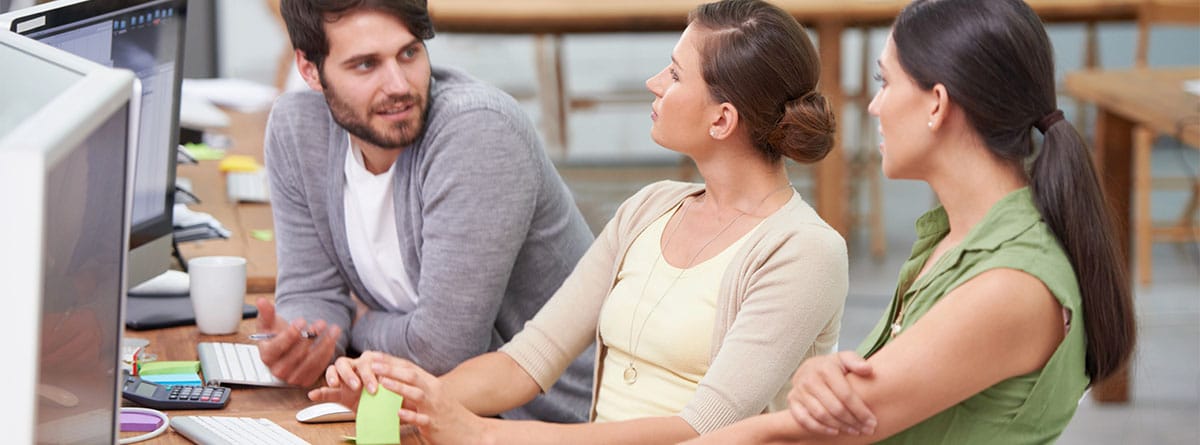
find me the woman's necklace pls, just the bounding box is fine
[890,301,910,337]
[622,183,792,384]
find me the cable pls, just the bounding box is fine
[175,185,202,204]
[118,407,170,444]
[171,237,188,273]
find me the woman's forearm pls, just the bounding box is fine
[680,411,806,445]
[441,352,542,416]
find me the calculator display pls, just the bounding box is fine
[135,382,159,398]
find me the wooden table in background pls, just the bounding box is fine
[1065,66,1200,403]
[427,0,1143,237]
[176,109,278,294]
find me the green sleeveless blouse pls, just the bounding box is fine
[858,188,1090,444]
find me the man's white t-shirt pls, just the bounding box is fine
[342,136,418,312]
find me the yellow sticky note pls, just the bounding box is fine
[250,230,274,242]
[218,154,262,173]
[355,387,404,445]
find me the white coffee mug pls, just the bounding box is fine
[187,256,246,335]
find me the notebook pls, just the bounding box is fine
[125,294,257,330]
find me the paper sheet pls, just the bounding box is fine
[1184,79,1200,97]
[182,78,279,113]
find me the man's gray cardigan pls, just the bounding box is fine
[264,66,594,422]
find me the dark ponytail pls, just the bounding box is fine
[1032,120,1135,381]
[894,0,1134,381]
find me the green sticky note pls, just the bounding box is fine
[137,361,200,376]
[182,143,226,161]
[355,387,404,445]
[250,229,274,242]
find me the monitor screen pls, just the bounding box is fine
[2,0,188,286]
[36,100,130,445]
[0,31,136,444]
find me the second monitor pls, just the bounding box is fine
[1,0,189,287]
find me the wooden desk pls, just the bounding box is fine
[176,109,278,293]
[427,0,1143,236]
[1064,66,1200,403]
[120,294,347,443]
[122,293,431,443]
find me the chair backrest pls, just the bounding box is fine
[1135,0,1200,67]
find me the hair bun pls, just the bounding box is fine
[767,90,836,164]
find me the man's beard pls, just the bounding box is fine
[322,80,427,150]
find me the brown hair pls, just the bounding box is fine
[688,0,835,164]
[893,0,1135,381]
[280,0,435,70]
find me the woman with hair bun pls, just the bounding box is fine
[305,0,849,443]
[689,0,1136,443]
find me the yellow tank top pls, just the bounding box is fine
[594,206,755,422]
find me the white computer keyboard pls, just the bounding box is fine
[197,342,289,387]
[226,170,270,203]
[171,416,310,445]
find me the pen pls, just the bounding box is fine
[249,330,318,341]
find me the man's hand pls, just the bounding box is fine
[254,297,343,387]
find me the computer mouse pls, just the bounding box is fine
[295,402,355,423]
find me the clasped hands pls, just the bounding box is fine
[786,351,878,437]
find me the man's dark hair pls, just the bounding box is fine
[280,0,435,70]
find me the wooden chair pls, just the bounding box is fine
[846,26,886,260]
[265,0,293,94]
[1131,0,1200,285]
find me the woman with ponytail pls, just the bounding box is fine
[688,0,1135,444]
[304,1,850,443]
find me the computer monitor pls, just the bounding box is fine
[1,0,188,287]
[0,31,138,444]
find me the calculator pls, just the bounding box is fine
[122,373,230,410]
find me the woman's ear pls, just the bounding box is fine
[296,50,324,92]
[709,103,739,140]
[928,83,949,131]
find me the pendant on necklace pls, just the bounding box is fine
[890,322,903,336]
[623,364,638,384]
